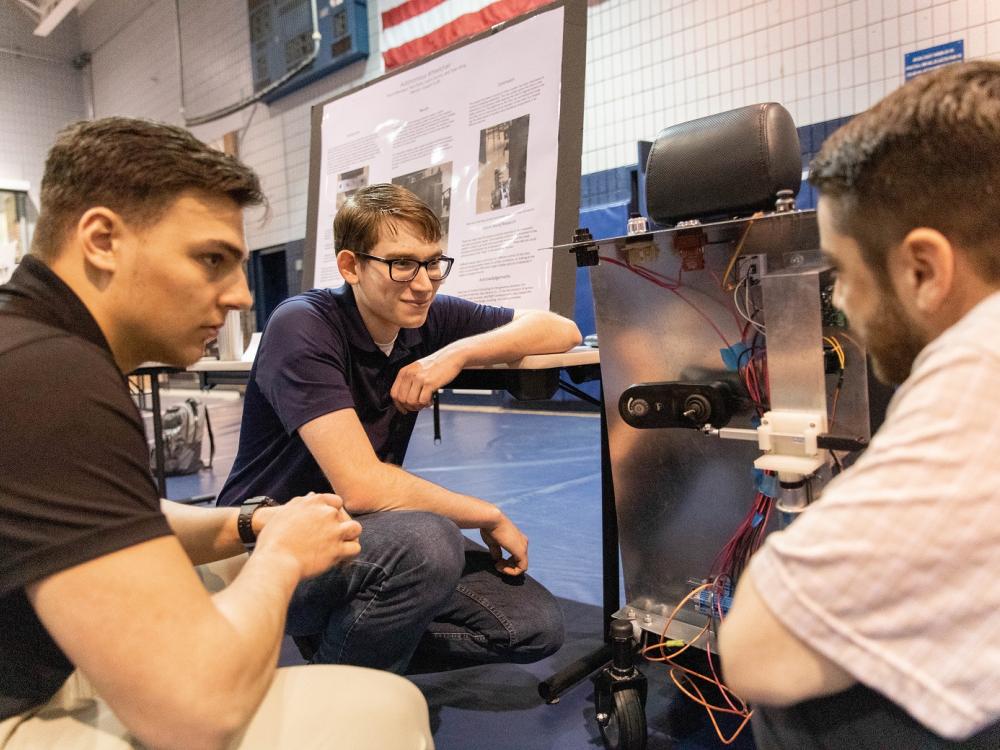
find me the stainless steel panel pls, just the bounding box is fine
[587,209,872,639]
[761,268,826,413]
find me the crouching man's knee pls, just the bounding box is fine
[389,512,465,601]
[503,581,565,663]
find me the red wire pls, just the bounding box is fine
[600,256,735,349]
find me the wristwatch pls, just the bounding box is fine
[238,496,279,551]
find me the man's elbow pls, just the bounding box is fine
[566,320,583,348]
[129,700,248,750]
[551,314,582,350]
[333,475,385,515]
[718,621,786,706]
[719,623,819,707]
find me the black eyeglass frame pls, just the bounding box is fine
[352,251,455,282]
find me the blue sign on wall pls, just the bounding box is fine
[904,40,964,80]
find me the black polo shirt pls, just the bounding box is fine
[0,256,171,720]
[217,285,513,506]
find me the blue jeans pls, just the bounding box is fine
[285,511,565,674]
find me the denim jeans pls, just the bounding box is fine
[285,511,565,674]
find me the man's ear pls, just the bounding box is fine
[895,227,954,314]
[337,250,360,284]
[76,207,122,274]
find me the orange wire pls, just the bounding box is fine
[637,580,755,745]
[671,671,755,744]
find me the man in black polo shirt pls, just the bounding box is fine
[0,119,433,749]
[218,183,581,671]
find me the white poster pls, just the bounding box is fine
[313,7,564,310]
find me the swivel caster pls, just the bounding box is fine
[594,619,648,750]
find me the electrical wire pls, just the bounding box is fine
[823,336,846,369]
[823,335,846,429]
[639,583,754,744]
[599,255,736,349]
[733,272,765,336]
[720,211,764,291]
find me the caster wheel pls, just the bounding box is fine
[597,686,647,750]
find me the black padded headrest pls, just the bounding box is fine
[645,103,801,225]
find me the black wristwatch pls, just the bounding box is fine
[238,496,278,551]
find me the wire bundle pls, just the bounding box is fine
[598,255,741,349]
[640,582,754,744]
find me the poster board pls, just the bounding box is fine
[303,1,586,317]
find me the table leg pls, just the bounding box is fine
[149,371,167,498]
[599,382,620,638]
[538,380,621,703]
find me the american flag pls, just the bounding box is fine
[378,0,554,70]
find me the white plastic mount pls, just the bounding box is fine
[753,409,828,476]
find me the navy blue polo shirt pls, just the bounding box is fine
[217,284,513,506]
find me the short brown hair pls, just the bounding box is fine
[32,117,264,259]
[809,60,1000,282]
[334,183,442,255]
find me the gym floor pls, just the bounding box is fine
[159,388,756,750]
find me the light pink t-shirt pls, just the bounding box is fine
[749,291,1000,740]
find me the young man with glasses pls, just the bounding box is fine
[218,183,581,672]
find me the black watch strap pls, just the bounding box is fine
[238,496,277,550]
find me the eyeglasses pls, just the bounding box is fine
[353,252,454,282]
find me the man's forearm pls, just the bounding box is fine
[161,500,246,565]
[206,549,302,708]
[443,310,581,367]
[342,461,502,529]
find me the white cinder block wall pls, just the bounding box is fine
[0,4,85,206]
[583,0,1000,173]
[4,0,1000,247]
[79,0,386,251]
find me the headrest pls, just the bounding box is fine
[645,103,801,225]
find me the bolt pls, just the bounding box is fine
[626,608,636,619]
[642,613,652,624]
[596,712,609,725]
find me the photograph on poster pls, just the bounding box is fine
[391,162,452,247]
[476,115,529,213]
[335,165,369,210]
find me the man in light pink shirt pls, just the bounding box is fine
[719,61,1000,749]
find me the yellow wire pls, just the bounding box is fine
[823,336,846,369]
[720,212,764,291]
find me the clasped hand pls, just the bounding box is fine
[390,351,464,413]
[255,492,362,579]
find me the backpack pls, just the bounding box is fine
[150,398,215,476]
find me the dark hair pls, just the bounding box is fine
[32,117,264,259]
[809,60,1000,282]
[334,183,442,255]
